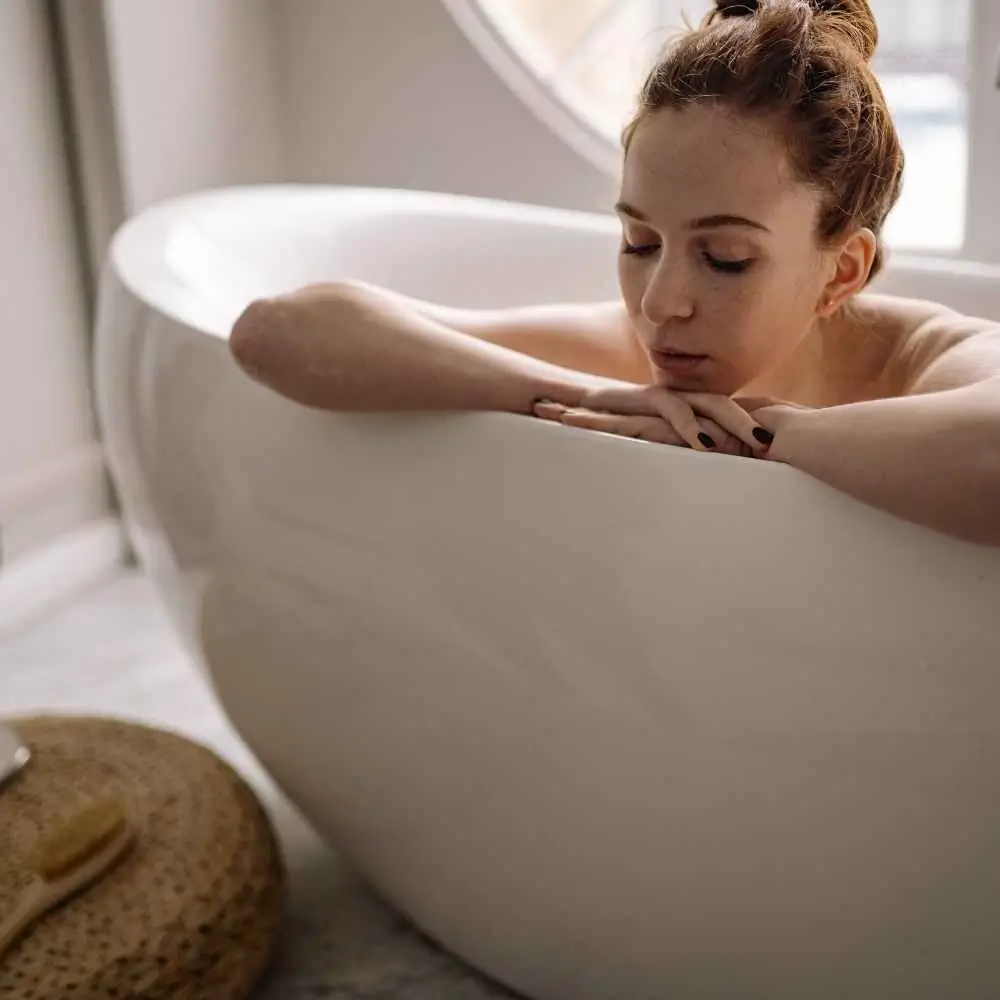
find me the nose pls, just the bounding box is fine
[640,254,694,327]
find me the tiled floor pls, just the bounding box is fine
[1,572,520,999]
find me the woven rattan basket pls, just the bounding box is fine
[0,715,285,999]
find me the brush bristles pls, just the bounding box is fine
[30,798,129,881]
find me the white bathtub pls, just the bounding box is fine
[95,185,1000,1000]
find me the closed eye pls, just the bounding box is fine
[623,242,754,274]
[703,251,753,275]
[621,241,659,257]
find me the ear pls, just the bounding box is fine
[817,228,878,317]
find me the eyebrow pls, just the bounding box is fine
[614,201,771,234]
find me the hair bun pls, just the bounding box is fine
[711,0,878,63]
[713,0,761,16]
[808,0,878,62]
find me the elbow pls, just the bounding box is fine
[229,297,284,383]
[228,282,367,409]
[229,281,369,380]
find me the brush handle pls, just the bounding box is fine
[0,825,133,961]
[0,879,52,960]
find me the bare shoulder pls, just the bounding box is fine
[845,292,1000,395]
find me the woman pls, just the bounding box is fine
[229,0,1000,546]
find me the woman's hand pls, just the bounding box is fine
[731,395,817,462]
[534,403,752,455]
[534,384,776,457]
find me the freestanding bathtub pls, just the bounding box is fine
[95,185,1000,1000]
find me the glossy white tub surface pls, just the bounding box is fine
[96,185,1000,1000]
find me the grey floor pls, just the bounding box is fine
[1,572,519,999]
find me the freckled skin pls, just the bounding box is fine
[617,104,874,401]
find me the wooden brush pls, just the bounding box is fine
[0,796,134,959]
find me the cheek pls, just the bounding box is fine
[699,275,765,329]
[705,276,807,364]
[731,265,817,329]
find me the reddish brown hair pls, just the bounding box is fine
[624,0,903,282]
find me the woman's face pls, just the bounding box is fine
[617,103,834,396]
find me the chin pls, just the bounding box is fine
[652,367,728,395]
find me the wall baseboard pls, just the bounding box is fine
[0,443,111,561]
[0,517,126,634]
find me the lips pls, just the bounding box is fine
[650,348,709,372]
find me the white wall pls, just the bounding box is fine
[274,0,614,212]
[0,1,108,563]
[102,0,285,214]
[94,0,611,215]
[94,0,612,214]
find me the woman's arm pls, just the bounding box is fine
[229,281,638,415]
[359,282,650,383]
[757,317,1000,546]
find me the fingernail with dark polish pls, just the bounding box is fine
[753,427,775,445]
[698,432,716,449]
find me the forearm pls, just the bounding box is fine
[229,282,629,414]
[769,382,1000,545]
[329,279,479,332]
[338,280,646,382]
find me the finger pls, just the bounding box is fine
[699,418,753,457]
[633,419,686,446]
[580,413,686,446]
[533,400,569,421]
[583,387,719,451]
[681,393,774,452]
[643,392,719,451]
[564,409,736,452]
[560,410,643,435]
[633,416,740,452]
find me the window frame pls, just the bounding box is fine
[964,1,1000,263]
[440,0,625,173]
